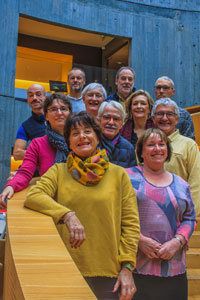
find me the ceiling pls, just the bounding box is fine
[19,17,113,48]
[18,17,129,69]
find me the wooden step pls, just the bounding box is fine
[187,249,200,268]
[188,269,200,296]
[187,218,200,299]
[189,232,200,248]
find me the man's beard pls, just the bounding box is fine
[71,85,82,92]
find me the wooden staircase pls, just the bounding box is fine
[188,217,200,300]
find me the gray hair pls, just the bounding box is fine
[116,66,136,79]
[155,76,175,88]
[151,98,179,117]
[68,67,86,79]
[82,83,107,99]
[98,100,126,122]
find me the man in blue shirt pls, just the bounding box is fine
[66,68,86,113]
[154,76,195,139]
[13,84,46,160]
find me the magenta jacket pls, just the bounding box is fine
[6,135,56,192]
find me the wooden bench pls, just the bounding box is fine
[3,181,97,300]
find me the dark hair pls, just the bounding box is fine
[64,111,102,148]
[43,93,72,117]
[125,89,154,121]
[136,128,171,163]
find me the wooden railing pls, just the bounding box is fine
[3,180,96,300]
[185,105,200,114]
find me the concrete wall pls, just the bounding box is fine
[0,0,200,189]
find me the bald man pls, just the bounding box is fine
[13,84,46,160]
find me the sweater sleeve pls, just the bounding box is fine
[176,184,197,242]
[118,170,140,268]
[186,142,200,215]
[24,164,71,224]
[6,139,40,192]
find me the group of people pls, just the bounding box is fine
[0,66,199,300]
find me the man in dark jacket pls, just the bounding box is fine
[13,84,46,160]
[98,101,136,168]
[107,66,136,110]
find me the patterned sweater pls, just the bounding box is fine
[126,166,196,277]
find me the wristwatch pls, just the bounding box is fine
[122,262,134,272]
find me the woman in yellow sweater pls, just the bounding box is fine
[25,111,140,300]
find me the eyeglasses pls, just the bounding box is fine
[155,85,173,91]
[102,114,122,122]
[47,107,69,114]
[154,112,177,118]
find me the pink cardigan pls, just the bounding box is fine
[7,135,56,192]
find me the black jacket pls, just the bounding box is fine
[100,134,136,168]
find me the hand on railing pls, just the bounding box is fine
[62,212,86,248]
[0,186,14,208]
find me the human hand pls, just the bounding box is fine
[112,267,136,300]
[139,234,162,259]
[0,186,14,208]
[63,212,86,248]
[7,171,17,182]
[157,238,181,260]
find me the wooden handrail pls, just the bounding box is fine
[3,180,96,300]
[184,105,200,114]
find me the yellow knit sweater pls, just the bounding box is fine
[25,162,140,277]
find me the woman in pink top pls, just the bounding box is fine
[127,128,196,300]
[0,93,72,207]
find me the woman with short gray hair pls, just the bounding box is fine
[82,83,107,118]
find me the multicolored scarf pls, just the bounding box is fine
[66,149,109,186]
[46,123,69,163]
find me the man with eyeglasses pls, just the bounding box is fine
[98,101,136,168]
[66,67,86,113]
[152,98,200,215]
[13,84,46,161]
[154,76,195,139]
[107,67,136,109]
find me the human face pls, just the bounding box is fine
[154,79,175,100]
[83,87,105,117]
[115,69,134,99]
[46,99,71,135]
[131,95,150,121]
[27,84,46,113]
[68,70,85,93]
[69,122,99,159]
[142,134,168,169]
[152,105,179,136]
[99,106,123,140]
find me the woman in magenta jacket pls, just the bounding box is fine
[0,93,72,207]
